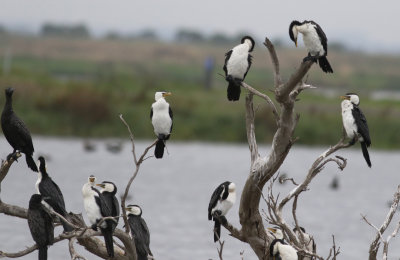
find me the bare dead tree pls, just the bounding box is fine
[213,37,355,259]
[0,115,157,260]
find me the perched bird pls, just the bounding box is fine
[35,156,73,232]
[151,91,173,159]
[82,175,115,258]
[27,194,54,260]
[208,181,236,242]
[223,36,255,101]
[1,87,38,172]
[126,204,152,260]
[293,226,316,259]
[96,181,120,232]
[268,227,298,260]
[341,93,371,167]
[289,20,333,73]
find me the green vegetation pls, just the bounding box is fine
[0,35,399,149]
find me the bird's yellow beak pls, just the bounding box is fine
[295,41,297,47]
[340,96,350,100]
[163,92,172,97]
[96,184,105,188]
[267,228,276,233]
[89,177,95,182]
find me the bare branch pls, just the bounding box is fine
[245,93,258,164]
[0,153,21,194]
[69,237,88,260]
[263,37,282,87]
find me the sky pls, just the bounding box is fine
[0,0,399,53]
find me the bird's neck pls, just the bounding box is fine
[3,97,13,114]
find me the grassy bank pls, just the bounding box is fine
[0,36,399,148]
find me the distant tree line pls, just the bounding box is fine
[40,23,90,38]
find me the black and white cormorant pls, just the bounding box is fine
[208,181,236,242]
[267,227,298,260]
[27,194,54,260]
[82,175,115,258]
[341,93,371,167]
[289,20,333,73]
[36,156,73,232]
[126,204,152,260]
[223,36,255,101]
[96,181,120,232]
[1,87,38,172]
[151,91,173,159]
[293,226,316,259]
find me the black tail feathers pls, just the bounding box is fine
[361,142,371,168]
[26,154,38,172]
[155,139,165,159]
[213,220,221,242]
[226,77,241,101]
[102,227,114,258]
[39,246,47,260]
[318,56,333,73]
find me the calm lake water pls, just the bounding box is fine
[1,137,400,259]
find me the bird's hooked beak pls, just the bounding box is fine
[162,92,172,97]
[267,227,276,234]
[89,177,96,183]
[340,95,350,100]
[96,183,105,188]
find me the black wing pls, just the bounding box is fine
[27,207,54,247]
[309,20,328,54]
[2,114,35,154]
[129,216,151,257]
[243,54,253,80]
[39,178,67,215]
[208,184,224,220]
[150,107,153,119]
[223,50,233,76]
[93,188,112,218]
[169,106,173,133]
[352,105,371,146]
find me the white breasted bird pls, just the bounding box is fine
[151,91,173,159]
[82,175,115,257]
[223,36,255,101]
[341,93,371,167]
[208,181,236,242]
[268,227,298,260]
[96,181,120,233]
[289,20,333,73]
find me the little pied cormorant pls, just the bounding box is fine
[82,175,115,258]
[289,20,333,73]
[208,181,236,242]
[126,204,152,260]
[267,227,298,260]
[96,181,120,233]
[223,36,255,101]
[151,92,173,159]
[341,93,371,167]
[27,194,54,260]
[36,156,73,232]
[1,87,38,172]
[293,226,316,260]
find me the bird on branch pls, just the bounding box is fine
[151,91,173,159]
[267,227,298,260]
[96,181,120,233]
[35,156,73,232]
[126,204,152,260]
[289,20,333,73]
[208,181,236,242]
[1,87,38,172]
[223,36,255,101]
[82,175,115,258]
[341,93,371,167]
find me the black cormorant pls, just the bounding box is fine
[1,87,38,172]
[126,204,152,260]
[35,156,73,232]
[150,91,173,159]
[96,181,120,232]
[268,227,298,260]
[27,194,54,260]
[341,93,371,167]
[208,181,236,242]
[223,36,255,101]
[289,20,333,73]
[82,175,115,257]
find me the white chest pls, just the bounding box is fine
[152,102,172,135]
[212,192,236,216]
[226,44,250,79]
